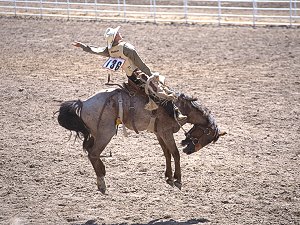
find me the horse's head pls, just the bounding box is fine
[176,93,226,154]
[181,124,226,155]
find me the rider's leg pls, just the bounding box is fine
[129,70,187,122]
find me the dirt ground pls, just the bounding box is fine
[0,17,299,225]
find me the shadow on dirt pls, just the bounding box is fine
[74,218,210,225]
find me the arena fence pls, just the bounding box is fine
[0,0,299,26]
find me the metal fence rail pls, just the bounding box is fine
[0,0,299,26]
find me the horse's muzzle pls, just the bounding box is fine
[182,140,196,155]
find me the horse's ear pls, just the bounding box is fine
[219,131,227,136]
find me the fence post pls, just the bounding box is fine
[150,0,153,17]
[289,0,293,26]
[67,0,70,20]
[218,0,222,26]
[95,0,97,20]
[184,0,188,23]
[84,0,87,15]
[153,0,156,23]
[118,0,121,16]
[252,0,257,27]
[123,0,126,21]
[40,0,43,18]
[14,0,17,17]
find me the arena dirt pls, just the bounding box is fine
[0,17,299,225]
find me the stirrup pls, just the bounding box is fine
[176,113,187,122]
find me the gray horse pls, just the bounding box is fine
[57,85,225,194]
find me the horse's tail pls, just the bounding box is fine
[57,100,94,150]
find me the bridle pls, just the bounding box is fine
[185,123,220,146]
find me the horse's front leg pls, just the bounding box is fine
[157,135,173,186]
[171,147,182,189]
[159,133,182,189]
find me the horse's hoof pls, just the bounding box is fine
[166,178,174,187]
[174,180,182,190]
[97,176,106,194]
[98,186,106,194]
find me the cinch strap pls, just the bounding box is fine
[117,92,128,137]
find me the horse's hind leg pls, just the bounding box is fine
[88,153,106,193]
[87,126,115,194]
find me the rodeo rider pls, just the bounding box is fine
[73,26,186,122]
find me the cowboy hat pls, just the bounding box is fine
[104,26,121,49]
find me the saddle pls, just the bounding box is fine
[124,78,177,119]
[105,74,182,134]
[122,80,159,133]
[123,79,147,97]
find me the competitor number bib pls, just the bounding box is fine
[103,57,125,71]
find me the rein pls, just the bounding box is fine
[172,107,188,135]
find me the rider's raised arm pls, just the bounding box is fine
[73,42,110,57]
[123,43,152,76]
[83,45,110,57]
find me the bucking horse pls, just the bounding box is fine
[57,82,226,194]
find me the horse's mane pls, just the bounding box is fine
[179,93,198,102]
[179,93,210,116]
[179,93,218,127]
